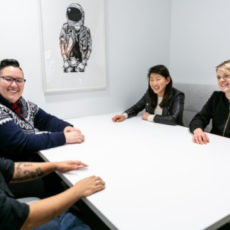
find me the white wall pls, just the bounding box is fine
[170,0,230,85]
[0,0,171,119]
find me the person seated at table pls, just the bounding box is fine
[0,58,84,161]
[112,65,185,125]
[189,60,230,144]
[0,157,105,230]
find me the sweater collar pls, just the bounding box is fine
[0,94,23,109]
[0,94,11,108]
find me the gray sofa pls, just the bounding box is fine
[174,83,218,131]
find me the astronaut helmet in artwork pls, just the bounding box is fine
[66,3,85,31]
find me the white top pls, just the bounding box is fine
[148,96,163,122]
[123,96,163,122]
[39,113,230,230]
[154,96,163,115]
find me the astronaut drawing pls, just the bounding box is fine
[59,3,92,72]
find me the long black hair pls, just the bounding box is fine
[146,65,173,109]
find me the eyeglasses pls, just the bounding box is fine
[0,76,26,85]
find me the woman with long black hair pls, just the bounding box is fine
[112,65,185,125]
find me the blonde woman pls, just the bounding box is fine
[189,60,230,144]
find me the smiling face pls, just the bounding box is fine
[0,66,24,103]
[216,67,230,97]
[149,73,171,97]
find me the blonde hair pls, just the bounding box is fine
[216,60,230,71]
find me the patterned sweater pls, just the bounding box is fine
[0,95,71,160]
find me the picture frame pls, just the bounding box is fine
[39,0,106,93]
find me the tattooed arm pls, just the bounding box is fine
[16,160,106,230]
[11,161,88,183]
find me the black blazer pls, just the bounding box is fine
[124,88,185,126]
[189,91,230,137]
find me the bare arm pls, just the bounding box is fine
[12,161,88,183]
[20,176,105,230]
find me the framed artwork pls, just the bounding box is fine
[40,0,106,93]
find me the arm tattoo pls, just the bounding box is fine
[14,163,45,181]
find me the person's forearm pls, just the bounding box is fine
[0,120,66,154]
[11,162,57,182]
[34,108,72,132]
[20,185,82,230]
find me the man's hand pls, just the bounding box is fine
[55,161,88,173]
[64,126,81,133]
[64,127,85,144]
[74,176,105,198]
[193,128,210,144]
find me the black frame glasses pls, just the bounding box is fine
[0,76,26,84]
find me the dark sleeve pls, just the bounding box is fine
[0,158,14,182]
[124,94,147,118]
[0,193,29,230]
[0,120,66,155]
[154,92,185,125]
[34,108,72,132]
[189,92,215,133]
[0,158,29,230]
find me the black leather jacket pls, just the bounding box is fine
[124,88,185,126]
[189,91,230,137]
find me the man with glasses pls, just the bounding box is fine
[0,59,85,161]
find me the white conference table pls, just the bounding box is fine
[39,113,230,230]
